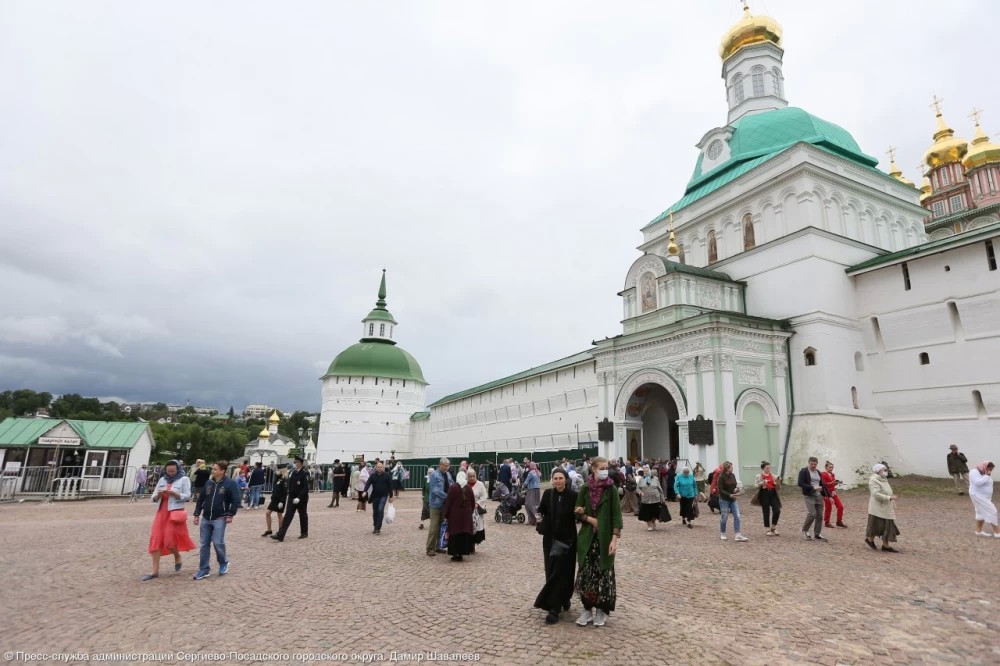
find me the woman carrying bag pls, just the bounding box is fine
[573,457,623,628]
[533,468,578,625]
[143,459,195,581]
[753,461,782,536]
[638,469,669,531]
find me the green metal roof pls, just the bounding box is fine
[363,308,397,324]
[428,350,594,408]
[846,221,1000,273]
[644,107,883,230]
[410,411,431,421]
[324,340,426,383]
[0,418,150,449]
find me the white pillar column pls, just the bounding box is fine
[720,354,740,479]
[699,355,720,470]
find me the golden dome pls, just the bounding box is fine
[919,176,932,203]
[258,427,270,439]
[887,159,914,187]
[268,410,280,423]
[719,3,782,60]
[963,120,1000,171]
[924,111,968,169]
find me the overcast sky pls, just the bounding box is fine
[1,1,996,412]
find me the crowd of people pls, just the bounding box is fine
[139,446,998,631]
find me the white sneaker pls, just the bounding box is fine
[994,533,1000,539]
[734,534,748,542]
[720,534,727,540]
[593,609,607,627]
[976,531,992,538]
[646,527,653,531]
[576,609,593,626]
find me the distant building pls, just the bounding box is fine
[244,404,271,419]
[243,410,316,467]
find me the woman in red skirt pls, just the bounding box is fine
[143,459,196,581]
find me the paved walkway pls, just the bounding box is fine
[0,477,997,665]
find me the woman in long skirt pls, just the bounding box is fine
[620,468,640,515]
[970,461,999,537]
[143,460,195,580]
[534,468,578,624]
[443,478,475,561]
[674,466,698,528]
[574,457,622,627]
[524,462,542,526]
[467,468,488,551]
[865,464,900,553]
[637,470,667,531]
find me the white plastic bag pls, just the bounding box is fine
[385,502,396,525]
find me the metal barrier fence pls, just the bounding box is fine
[0,465,141,502]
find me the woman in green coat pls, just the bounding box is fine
[573,456,623,627]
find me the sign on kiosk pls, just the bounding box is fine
[38,437,82,446]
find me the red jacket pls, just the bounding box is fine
[820,471,838,496]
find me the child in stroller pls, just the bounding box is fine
[492,483,526,524]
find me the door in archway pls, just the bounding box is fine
[624,382,679,462]
[737,402,772,485]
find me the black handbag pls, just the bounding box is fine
[476,506,487,515]
[549,539,571,557]
[659,503,672,523]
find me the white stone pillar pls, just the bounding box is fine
[720,354,741,478]
[698,355,720,470]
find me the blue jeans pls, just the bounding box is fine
[198,518,228,574]
[372,495,388,531]
[249,485,262,508]
[719,499,741,534]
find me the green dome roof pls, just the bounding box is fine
[324,341,426,383]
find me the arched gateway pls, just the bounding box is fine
[614,369,688,463]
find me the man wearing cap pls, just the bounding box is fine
[272,456,309,541]
[947,444,969,495]
[425,457,451,556]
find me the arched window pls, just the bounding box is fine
[732,74,745,104]
[707,230,718,263]
[379,323,385,336]
[751,66,765,97]
[851,386,859,409]
[919,352,930,365]
[854,352,864,371]
[678,244,686,265]
[368,323,374,336]
[743,213,755,250]
[772,67,783,97]
[804,347,817,366]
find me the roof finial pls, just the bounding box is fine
[930,95,944,116]
[970,107,984,127]
[376,269,387,307]
[886,146,897,163]
[741,0,750,14]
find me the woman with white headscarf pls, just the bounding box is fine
[467,467,487,551]
[865,464,900,552]
[969,461,999,537]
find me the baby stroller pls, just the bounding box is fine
[493,484,526,524]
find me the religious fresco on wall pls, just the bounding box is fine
[640,272,657,312]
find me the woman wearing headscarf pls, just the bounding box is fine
[865,464,900,552]
[356,463,370,512]
[638,469,668,531]
[969,461,999,537]
[524,462,542,526]
[620,465,640,515]
[143,459,195,581]
[665,461,678,502]
[693,462,708,502]
[348,463,360,502]
[567,464,583,492]
[466,467,488,550]
[573,456,623,628]
[442,471,476,561]
[534,467,578,624]
[391,461,405,498]
[675,466,698,528]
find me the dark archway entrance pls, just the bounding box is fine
[623,382,679,462]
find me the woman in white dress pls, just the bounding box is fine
[969,461,998,538]
[466,467,488,552]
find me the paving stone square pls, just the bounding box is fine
[0,477,997,665]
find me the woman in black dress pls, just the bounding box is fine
[534,468,579,624]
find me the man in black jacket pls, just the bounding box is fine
[364,461,395,535]
[947,444,969,495]
[328,459,345,507]
[797,457,828,542]
[272,457,309,541]
[193,460,240,580]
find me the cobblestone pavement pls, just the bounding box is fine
[0,477,997,666]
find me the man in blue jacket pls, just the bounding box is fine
[425,458,451,556]
[193,460,240,580]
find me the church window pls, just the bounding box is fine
[369,323,374,336]
[854,352,864,371]
[707,230,718,263]
[986,240,997,271]
[707,140,723,160]
[932,201,946,218]
[380,323,385,336]
[919,352,930,365]
[732,74,745,104]
[803,347,817,366]
[901,262,911,290]
[751,66,765,97]
[987,169,998,191]
[743,214,755,250]
[772,68,783,97]
[851,387,859,409]
[939,168,950,186]
[949,195,965,212]
[678,244,686,265]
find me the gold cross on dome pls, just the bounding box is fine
[916,162,926,178]
[886,146,897,163]
[668,211,675,231]
[969,107,984,126]
[930,95,944,115]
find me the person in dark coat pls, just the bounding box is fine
[534,468,579,624]
[497,460,512,493]
[271,457,308,542]
[665,461,678,502]
[442,479,475,561]
[488,462,497,499]
[328,459,345,508]
[262,467,287,537]
[364,461,395,535]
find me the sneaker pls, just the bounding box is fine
[734,534,748,542]
[575,609,593,626]
[815,534,828,542]
[593,610,608,627]
[219,561,229,575]
[193,570,211,581]
[802,532,813,541]
[994,533,1000,539]
[720,534,727,540]
[976,531,992,538]
[426,551,437,556]
[765,530,775,537]
[771,528,779,536]
[646,527,653,531]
